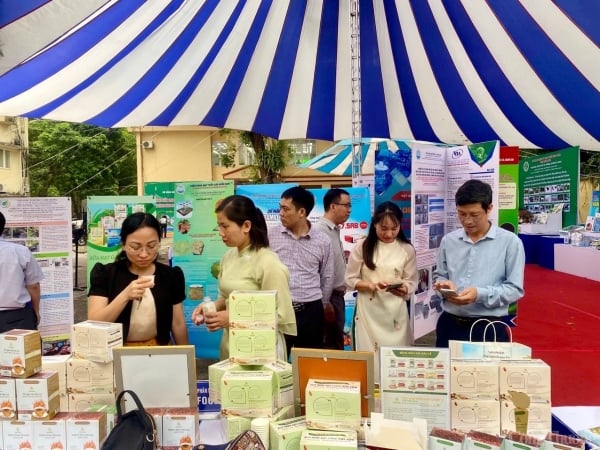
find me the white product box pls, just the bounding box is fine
[270,416,306,450]
[2,420,34,450]
[300,430,358,450]
[71,321,123,363]
[0,377,17,420]
[499,360,551,404]
[220,370,276,417]
[66,358,114,393]
[450,399,500,434]
[68,392,115,412]
[66,412,107,450]
[500,400,552,436]
[450,359,499,400]
[207,359,248,403]
[162,407,198,450]
[32,413,68,450]
[305,379,361,432]
[0,329,42,378]
[228,290,277,326]
[228,328,277,365]
[16,371,60,420]
[428,428,466,450]
[146,407,166,449]
[42,354,71,394]
[449,340,532,360]
[464,430,504,450]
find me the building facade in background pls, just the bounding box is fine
[0,116,29,196]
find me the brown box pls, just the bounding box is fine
[15,370,60,420]
[0,329,42,378]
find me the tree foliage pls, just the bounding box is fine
[219,130,292,184]
[28,120,137,215]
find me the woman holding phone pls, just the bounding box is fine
[345,201,417,380]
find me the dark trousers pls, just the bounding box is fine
[435,311,510,348]
[323,291,345,350]
[0,306,38,334]
[285,299,324,356]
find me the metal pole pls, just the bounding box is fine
[350,0,362,178]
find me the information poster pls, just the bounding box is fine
[408,141,500,339]
[380,346,450,432]
[172,181,234,359]
[144,182,176,237]
[519,146,579,226]
[0,197,73,353]
[498,146,520,234]
[236,184,298,227]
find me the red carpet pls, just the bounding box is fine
[511,264,600,406]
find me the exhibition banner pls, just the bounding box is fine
[589,191,599,217]
[0,197,73,353]
[498,146,520,234]
[519,146,579,226]
[408,141,500,339]
[144,182,176,237]
[171,181,234,359]
[235,183,297,227]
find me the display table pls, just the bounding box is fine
[552,406,600,447]
[554,245,600,282]
[519,233,563,269]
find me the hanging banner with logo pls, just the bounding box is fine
[172,181,234,360]
[0,197,73,353]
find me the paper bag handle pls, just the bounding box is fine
[468,318,513,342]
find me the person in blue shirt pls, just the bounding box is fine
[433,179,525,347]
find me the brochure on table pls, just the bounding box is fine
[380,346,451,432]
[402,141,500,338]
[0,197,73,352]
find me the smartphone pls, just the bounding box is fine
[438,288,458,297]
[386,282,403,291]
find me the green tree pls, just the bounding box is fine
[218,130,292,184]
[28,120,137,215]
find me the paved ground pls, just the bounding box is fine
[71,243,435,379]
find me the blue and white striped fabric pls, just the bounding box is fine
[0,1,598,150]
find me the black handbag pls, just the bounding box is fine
[101,390,157,450]
[194,429,266,450]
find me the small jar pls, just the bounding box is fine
[188,284,204,300]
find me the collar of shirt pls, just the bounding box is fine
[279,221,317,239]
[318,216,341,231]
[460,221,497,243]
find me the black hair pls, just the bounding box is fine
[216,195,269,250]
[455,179,493,210]
[281,186,315,216]
[362,201,410,270]
[116,212,161,261]
[323,188,350,211]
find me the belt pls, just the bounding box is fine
[332,288,346,296]
[0,307,26,313]
[444,312,507,327]
[292,299,321,312]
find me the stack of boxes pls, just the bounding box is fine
[449,340,552,436]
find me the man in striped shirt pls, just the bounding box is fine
[269,187,334,356]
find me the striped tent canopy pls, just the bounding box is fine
[0,1,599,150]
[300,138,415,176]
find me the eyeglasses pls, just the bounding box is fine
[125,242,160,254]
[333,202,352,208]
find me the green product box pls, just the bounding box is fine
[300,430,358,450]
[208,359,252,403]
[220,370,276,417]
[223,414,252,440]
[229,290,277,326]
[260,360,294,408]
[270,416,307,450]
[229,328,277,365]
[305,379,362,432]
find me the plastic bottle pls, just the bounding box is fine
[201,296,216,315]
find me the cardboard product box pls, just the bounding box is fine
[86,403,119,435]
[66,358,114,394]
[499,360,551,404]
[66,412,107,450]
[71,321,123,363]
[145,407,166,449]
[261,360,294,408]
[500,400,552,436]
[428,427,466,450]
[0,377,17,420]
[16,370,60,420]
[449,340,532,360]
[68,392,115,412]
[207,359,250,403]
[300,429,358,450]
[42,354,71,394]
[305,379,361,432]
[503,431,544,450]
[228,290,278,326]
[162,407,199,450]
[32,412,68,450]
[541,432,585,450]
[0,329,42,379]
[2,420,34,450]
[224,414,252,441]
[464,430,504,450]
[228,328,277,365]
[450,359,499,400]
[450,399,500,434]
[270,405,295,422]
[220,370,276,417]
[270,416,306,450]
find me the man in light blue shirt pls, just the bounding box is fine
[433,179,525,347]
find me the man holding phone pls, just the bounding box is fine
[433,179,525,347]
